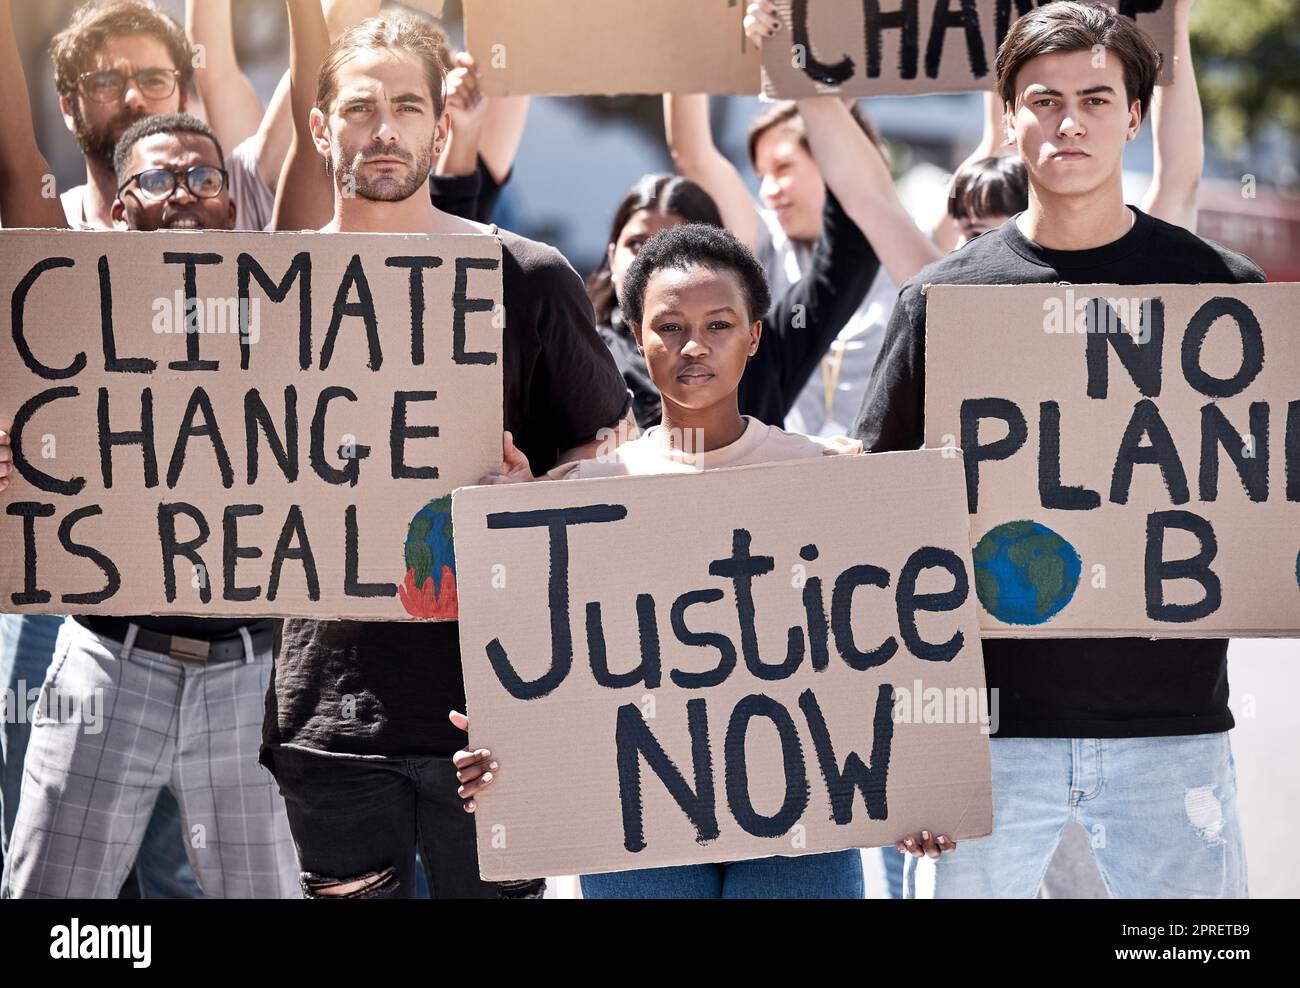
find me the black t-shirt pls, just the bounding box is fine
[266,229,631,759]
[597,188,882,430]
[852,207,1266,739]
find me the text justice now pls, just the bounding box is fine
[479,505,974,703]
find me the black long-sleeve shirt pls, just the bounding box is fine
[429,156,508,224]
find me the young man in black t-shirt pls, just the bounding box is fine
[264,4,630,898]
[854,2,1262,898]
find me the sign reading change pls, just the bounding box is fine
[0,230,503,621]
[924,283,1300,638]
[454,451,992,880]
[762,0,1175,99]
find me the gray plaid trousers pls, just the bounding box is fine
[1,618,298,898]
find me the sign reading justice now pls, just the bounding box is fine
[454,451,992,880]
[925,283,1300,638]
[0,230,503,621]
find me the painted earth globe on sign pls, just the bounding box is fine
[972,520,1082,626]
[399,495,459,619]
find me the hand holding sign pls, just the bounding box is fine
[451,709,955,859]
[454,451,991,879]
[0,431,10,494]
[744,0,781,43]
[450,710,496,813]
[478,431,536,486]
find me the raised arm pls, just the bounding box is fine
[434,51,528,183]
[662,94,760,249]
[740,187,882,420]
[323,0,381,38]
[744,1,940,284]
[796,97,941,286]
[477,95,529,185]
[435,51,489,178]
[248,70,295,191]
[1141,0,1201,231]
[272,0,337,231]
[0,0,69,229]
[187,0,264,150]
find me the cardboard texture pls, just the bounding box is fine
[465,0,761,97]
[454,450,992,880]
[762,0,1175,99]
[400,0,446,17]
[0,230,503,621]
[923,283,1300,638]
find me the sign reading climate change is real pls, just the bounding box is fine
[925,283,1300,638]
[762,0,1177,99]
[0,230,503,621]
[454,451,992,880]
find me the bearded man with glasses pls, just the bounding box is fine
[0,0,276,233]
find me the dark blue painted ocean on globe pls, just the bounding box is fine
[973,520,1082,626]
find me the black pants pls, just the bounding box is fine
[267,746,541,900]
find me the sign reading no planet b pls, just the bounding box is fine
[762,0,1176,100]
[454,451,992,880]
[924,283,1300,638]
[0,230,504,621]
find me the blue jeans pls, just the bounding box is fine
[932,734,1247,898]
[0,614,64,855]
[580,850,864,899]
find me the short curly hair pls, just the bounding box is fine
[618,224,772,329]
[113,112,224,186]
[50,0,193,103]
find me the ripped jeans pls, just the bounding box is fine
[267,746,543,900]
[932,734,1247,898]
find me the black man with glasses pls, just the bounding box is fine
[0,0,275,233]
[0,109,302,899]
[111,113,237,232]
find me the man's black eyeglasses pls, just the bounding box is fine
[78,67,181,104]
[117,166,228,202]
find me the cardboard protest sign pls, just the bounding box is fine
[454,450,991,879]
[465,0,761,97]
[400,0,445,17]
[762,0,1175,99]
[0,230,503,621]
[924,283,1300,638]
